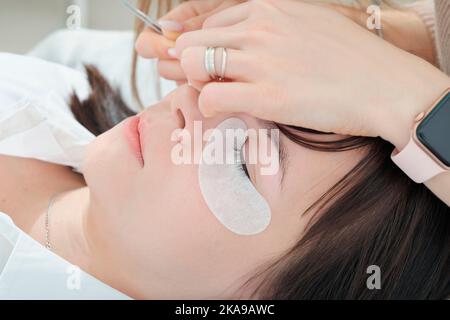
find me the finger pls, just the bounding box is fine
[161,29,183,41]
[180,46,256,82]
[175,28,242,56]
[203,1,251,29]
[161,0,224,22]
[157,60,186,81]
[159,0,226,38]
[135,29,176,59]
[161,11,217,41]
[198,82,265,118]
[182,13,212,32]
[189,80,206,92]
[182,1,244,32]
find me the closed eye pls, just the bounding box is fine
[234,144,251,180]
[240,161,250,179]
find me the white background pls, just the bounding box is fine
[0,0,134,53]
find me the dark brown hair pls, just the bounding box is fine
[71,66,449,299]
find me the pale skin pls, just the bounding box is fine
[137,0,438,78]
[136,0,450,206]
[0,85,363,299]
[1,0,447,300]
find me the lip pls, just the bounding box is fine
[124,115,144,166]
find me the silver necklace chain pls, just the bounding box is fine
[45,191,67,251]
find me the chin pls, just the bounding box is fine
[85,132,139,194]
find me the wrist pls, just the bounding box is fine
[333,5,436,65]
[380,64,450,150]
[382,10,437,66]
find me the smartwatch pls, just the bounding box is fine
[392,89,450,183]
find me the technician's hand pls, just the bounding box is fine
[174,0,450,151]
[135,0,244,82]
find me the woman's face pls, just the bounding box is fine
[83,85,363,299]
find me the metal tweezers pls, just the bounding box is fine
[121,0,163,35]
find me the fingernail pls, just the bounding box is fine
[167,48,177,58]
[158,20,184,32]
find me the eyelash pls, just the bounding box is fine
[234,145,250,179]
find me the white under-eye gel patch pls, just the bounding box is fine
[199,118,271,236]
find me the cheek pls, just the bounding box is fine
[129,164,267,280]
[83,127,140,214]
[133,164,221,247]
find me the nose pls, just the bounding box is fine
[170,85,204,130]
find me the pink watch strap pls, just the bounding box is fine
[391,138,445,183]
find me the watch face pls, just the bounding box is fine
[416,92,450,167]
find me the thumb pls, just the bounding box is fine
[182,13,211,32]
[198,82,262,118]
[160,0,234,39]
[159,12,209,41]
[160,11,217,41]
[159,0,224,31]
[160,13,209,41]
[182,1,241,32]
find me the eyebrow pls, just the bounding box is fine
[256,119,288,188]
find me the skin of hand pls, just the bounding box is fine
[172,0,449,146]
[329,3,437,65]
[172,0,450,205]
[135,0,245,83]
[136,0,450,206]
[135,0,436,83]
